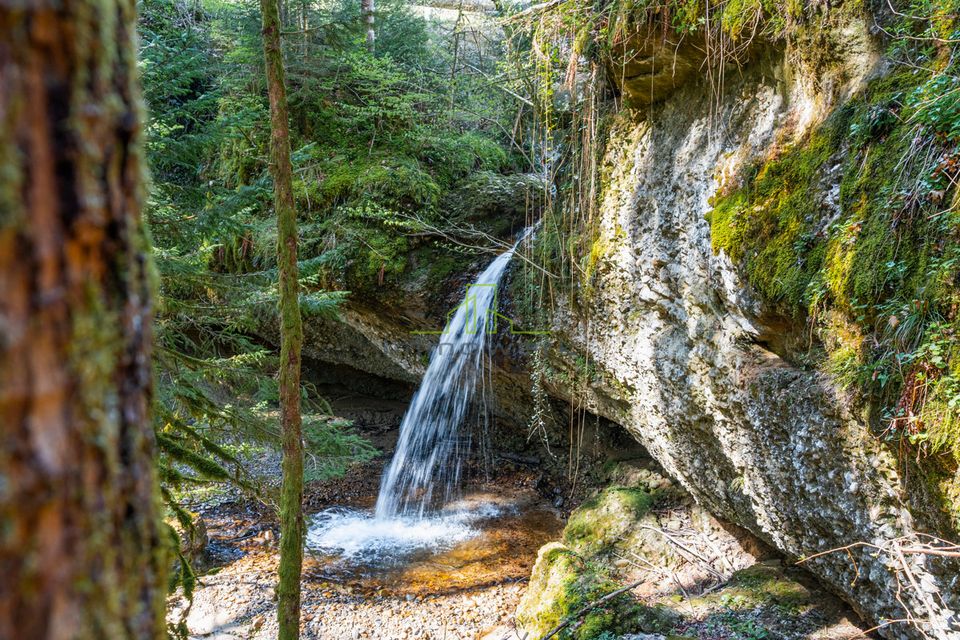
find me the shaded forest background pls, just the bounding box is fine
[143,0,531,530]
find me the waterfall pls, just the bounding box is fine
[374,228,533,519]
[305,227,534,560]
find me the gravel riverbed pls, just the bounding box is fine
[168,460,554,640]
[171,545,525,640]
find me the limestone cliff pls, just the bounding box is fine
[537,14,960,640]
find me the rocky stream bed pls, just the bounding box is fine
[167,428,872,640]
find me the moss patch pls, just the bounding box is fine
[516,542,675,640]
[708,68,960,464]
[563,486,658,551]
[708,122,840,312]
[516,484,679,639]
[724,563,813,613]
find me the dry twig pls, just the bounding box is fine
[797,534,960,639]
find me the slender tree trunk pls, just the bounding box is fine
[361,0,375,52]
[259,1,304,639]
[0,1,163,639]
[300,0,309,61]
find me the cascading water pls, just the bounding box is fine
[306,227,534,561]
[374,241,523,518]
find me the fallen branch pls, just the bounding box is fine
[615,550,682,597]
[393,211,559,280]
[796,536,960,565]
[637,524,725,582]
[797,534,960,640]
[501,0,565,22]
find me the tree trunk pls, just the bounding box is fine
[0,1,164,639]
[361,0,375,52]
[259,1,305,639]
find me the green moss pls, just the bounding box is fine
[821,311,866,389]
[441,171,543,226]
[942,471,960,530]
[417,250,459,288]
[313,155,441,213]
[708,71,941,316]
[70,285,123,444]
[725,564,812,613]
[708,122,842,313]
[708,69,960,461]
[680,563,813,620]
[564,486,657,551]
[516,542,675,640]
[415,131,512,184]
[599,0,809,45]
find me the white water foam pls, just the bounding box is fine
[306,504,501,561]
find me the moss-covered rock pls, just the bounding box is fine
[522,1,960,630]
[708,67,960,471]
[563,486,658,551]
[724,562,813,612]
[516,542,676,640]
[442,171,544,229]
[707,118,843,314]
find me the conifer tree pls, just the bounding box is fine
[362,0,375,51]
[258,0,305,637]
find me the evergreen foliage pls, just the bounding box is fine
[138,0,524,533]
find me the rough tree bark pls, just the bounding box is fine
[259,1,305,639]
[0,1,164,639]
[361,0,375,52]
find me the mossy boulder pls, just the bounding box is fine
[563,486,658,552]
[721,562,813,613]
[442,170,545,234]
[516,542,676,640]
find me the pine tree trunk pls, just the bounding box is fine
[0,1,164,639]
[361,0,375,52]
[259,2,305,639]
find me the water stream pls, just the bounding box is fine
[307,228,535,561]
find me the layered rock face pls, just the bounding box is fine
[544,23,960,640]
